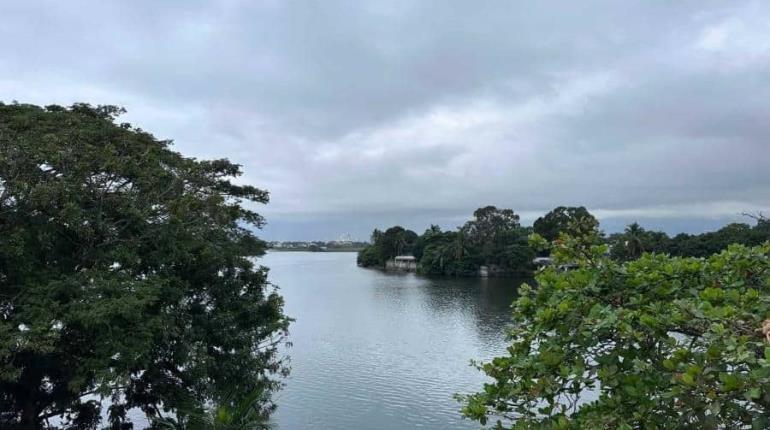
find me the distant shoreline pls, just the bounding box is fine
[269,248,365,253]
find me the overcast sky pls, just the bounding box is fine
[2,1,769,240]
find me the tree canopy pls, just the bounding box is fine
[0,103,290,429]
[358,206,533,277]
[608,219,770,261]
[462,226,770,428]
[533,206,597,242]
[356,226,419,267]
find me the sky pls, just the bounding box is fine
[1,1,769,240]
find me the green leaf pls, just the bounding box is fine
[747,387,762,400]
[681,373,695,385]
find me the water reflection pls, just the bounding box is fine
[265,252,523,430]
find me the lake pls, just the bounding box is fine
[266,251,525,429]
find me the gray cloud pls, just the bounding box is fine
[1,0,769,240]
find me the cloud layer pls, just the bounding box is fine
[2,1,769,239]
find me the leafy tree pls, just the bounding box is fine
[462,206,524,265]
[462,228,770,428]
[608,222,668,261]
[361,207,535,276]
[533,206,597,242]
[418,230,480,277]
[608,218,770,262]
[412,225,442,261]
[356,245,381,267]
[154,388,271,430]
[356,226,418,268]
[0,103,290,429]
[463,206,520,248]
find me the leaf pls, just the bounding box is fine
[747,387,762,400]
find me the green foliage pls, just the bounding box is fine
[418,230,481,277]
[359,207,534,277]
[462,232,770,428]
[356,226,418,268]
[461,206,531,268]
[153,388,272,430]
[608,219,770,262]
[356,245,382,268]
[533,206,598,242]
[0,103,290,429]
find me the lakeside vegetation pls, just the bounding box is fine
[358,205,770,277]
[358,206,535,276]
[461,215,770,429]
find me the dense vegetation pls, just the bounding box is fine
[462,218,770,428]
[359,204,770,278]
[0,103,290,429]
[608,219,770,261]
[358,206,535,276]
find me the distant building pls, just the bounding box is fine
[386,255,417,271]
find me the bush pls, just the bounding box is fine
[462,240,770,429]
[357,245,382,267]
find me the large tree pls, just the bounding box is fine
[356,226,418,267]
[533,206,597,242]
[462,206,523,264]
[0,103,290,429]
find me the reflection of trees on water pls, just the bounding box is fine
[414,275,531,351]
[362,267,532,360]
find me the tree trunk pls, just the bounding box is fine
[19,399,39,430]
[16,362,42,430]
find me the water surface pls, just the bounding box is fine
[267,252,524,429]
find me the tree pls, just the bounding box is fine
[462,206,522,264]
[533,206,598,242]
[608,218,770,262]
[0,103,290,429]
[418,231,480,277]
[463,206,520,246]
[412,225,442,261]
[462,230,770,428]
[356,226,418,268]
[154,388,271,430]
[608,222,667,261]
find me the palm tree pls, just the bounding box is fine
[624,222,646,260]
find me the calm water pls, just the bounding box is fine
[266,251,524,430]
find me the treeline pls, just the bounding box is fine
[358,205,770,276]
[358,206,532,276]
[358,206,536,276]
[608,219,770,260]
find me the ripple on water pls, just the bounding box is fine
[267,252,522,430]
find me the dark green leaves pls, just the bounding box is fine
[0,103,289,429]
